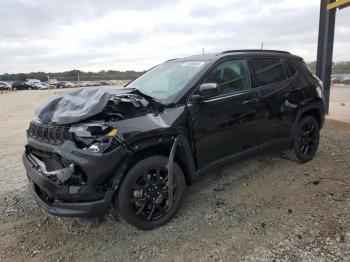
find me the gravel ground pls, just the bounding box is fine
[329,85,350,123]
[0,87,350,261]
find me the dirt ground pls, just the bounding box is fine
[329,85,350,123]
[0,87,350,261]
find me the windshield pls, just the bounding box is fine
[128,61,207,100]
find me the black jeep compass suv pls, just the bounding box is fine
[23,50,325,229]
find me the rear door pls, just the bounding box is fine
[187,59,260,169]
[249,57,302,147]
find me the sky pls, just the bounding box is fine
[0,0,349,73]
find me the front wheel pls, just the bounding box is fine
[285,116,320,163]
[116,156,186,230]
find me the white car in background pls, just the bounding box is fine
[26,79,41,85]
[34,82,55,90]
[0,81,11,90]
[56,81,75,88]
[82,81,93,87]
[80,82,91,87]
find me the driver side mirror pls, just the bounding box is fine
[191,83,218,102]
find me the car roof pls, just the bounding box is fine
[167,49,303,63]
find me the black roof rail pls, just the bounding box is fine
[221,49,291,55]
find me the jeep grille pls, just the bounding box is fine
[27,121,71,145]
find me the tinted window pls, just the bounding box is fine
[203,59,250,95]
[251,58,287,87]
[299,61,314,78]
[294,61,316,86]
[285,60,297,76]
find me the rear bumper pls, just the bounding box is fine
[23,152,115,217]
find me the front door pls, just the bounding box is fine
[187,59,260,169]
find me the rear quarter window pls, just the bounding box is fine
[293,60,315,87]
[285,60,297,76]
[299,61,314,78]
[294,60,316,84]
[251,58,287,87]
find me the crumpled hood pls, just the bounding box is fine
[36,87,150,125]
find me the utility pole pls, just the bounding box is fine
[316,0,350,114]
[316,0,336,114]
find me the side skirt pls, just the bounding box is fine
[196,138,290,178]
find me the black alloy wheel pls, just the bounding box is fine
[285,116,320,163]
[131,167,175,221]
[298,119,318,156]
[117,156,186,230]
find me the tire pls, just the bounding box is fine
[285,116,320,163]
[116,156,186,230]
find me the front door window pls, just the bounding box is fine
[203,59,251,96]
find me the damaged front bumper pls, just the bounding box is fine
[22,137,129,217]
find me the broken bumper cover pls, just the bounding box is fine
[29,178,114,217]
[22,138,128,217]
[23,152,114,217]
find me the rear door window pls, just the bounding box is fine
[251,58,287,87]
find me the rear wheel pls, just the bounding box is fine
[285,116,320,163]
[116,156,186,230]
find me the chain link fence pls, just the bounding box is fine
[0,76,134,91]
[47,75,125,85]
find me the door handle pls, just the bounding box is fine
[243,98,258,105]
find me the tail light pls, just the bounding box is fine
[313,75,324,100]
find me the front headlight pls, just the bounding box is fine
[86,138,112,153]
[69,124,115,138]
[69,124,118,153]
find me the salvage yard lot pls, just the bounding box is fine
[0,87,350,261]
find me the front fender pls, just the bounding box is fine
[111,134,197,190]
